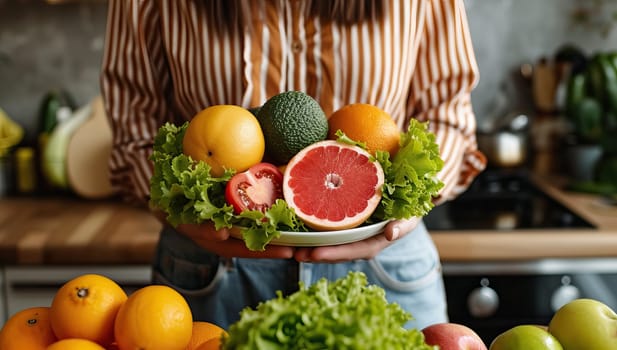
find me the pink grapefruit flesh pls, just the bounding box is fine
[282,140,384,231]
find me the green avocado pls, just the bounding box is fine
[256,91,328,164]
[247,105,261,117]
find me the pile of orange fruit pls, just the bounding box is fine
[0,274,226,350]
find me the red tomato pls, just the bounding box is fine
[225,163,284,214]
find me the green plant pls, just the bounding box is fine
[565,51,617,150]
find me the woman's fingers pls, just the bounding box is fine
[384,217,419,241]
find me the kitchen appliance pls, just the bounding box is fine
[423,169,594,230]
[442,259,617,345]
[476,131,528,170]
[423,169,614,345]
[477,113,530,169]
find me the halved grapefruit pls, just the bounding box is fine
[282,140,384,231]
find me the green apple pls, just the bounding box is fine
[548,298,617,350]
[489,325,563,350]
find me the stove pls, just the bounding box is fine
[423,169,595,231]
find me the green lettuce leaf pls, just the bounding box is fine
[222,271,437,350]
[149,122,234,228]
[372,119,444,221]
[237,199,306,251]
[149,122,305,250]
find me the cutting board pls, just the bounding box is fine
[66,96,116,199]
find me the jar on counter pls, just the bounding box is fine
[15,147,37,194]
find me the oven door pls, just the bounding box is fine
[443,258,617,345]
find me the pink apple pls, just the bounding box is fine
[422,322,488,350]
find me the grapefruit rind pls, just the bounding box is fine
[282,140,384,231]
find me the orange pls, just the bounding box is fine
[49,274,128,347]
[46,338,106,349]
[114,285,193,350]
[186,321,227,350]
[0,306,57,349]
[327,103,401,157]
[283,140,384,231]
[194,336,224,350]
[183,105,265,177]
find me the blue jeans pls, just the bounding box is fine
[151,221,448,331]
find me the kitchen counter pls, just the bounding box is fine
[0,196,161,265]
[431,174,617,261]
[0,175,616,265]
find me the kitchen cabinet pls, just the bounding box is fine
[0,265,151,328]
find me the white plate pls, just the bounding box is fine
[231,221,390,247]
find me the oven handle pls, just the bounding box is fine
[443,258,617,275]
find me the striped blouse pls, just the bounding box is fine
[100,0,486,205]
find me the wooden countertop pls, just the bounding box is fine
[431,174,617,262]
[1,175,616,265]
[0,197,162,265]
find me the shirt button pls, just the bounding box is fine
[291,41,303,53]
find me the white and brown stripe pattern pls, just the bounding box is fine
[101,0,486,205]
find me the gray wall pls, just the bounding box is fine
[467,0,617,124]
[0,0,107,143]
[1,0,616,144]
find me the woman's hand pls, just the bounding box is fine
[152,210,295,259]
[293,217,420,263]
[174,221,296,259]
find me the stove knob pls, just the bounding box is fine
[551,275,580,312]
[467,278,499,318]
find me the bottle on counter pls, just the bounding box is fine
[0,106,25,196]
[15,146,37,195]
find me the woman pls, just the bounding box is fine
[100,0,486,330]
